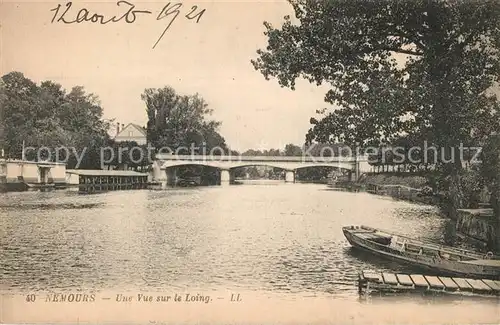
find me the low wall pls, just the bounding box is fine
[49,164,66,184]
[358,173,497,250]
[2,160,66,185]
[456,209,497,248]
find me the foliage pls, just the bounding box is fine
[1,71,111,169]
[480,135,500,192]
[284,143,303,156]
[362,173,428,189]
[141,86,229,154]
[239,143,348,180]
[300,142,351,157]
[296,166,335,181]
[241,143,350,157]
[460,168,485,209]
[0,79,6,154]
[100,140,152,171]
[241,148,282,156]
[479,135,500,250]
[253,0,500,150]
[252,0,500,219]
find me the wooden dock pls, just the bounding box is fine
[358,270,500,298]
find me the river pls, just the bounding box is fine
[1,183,498,324]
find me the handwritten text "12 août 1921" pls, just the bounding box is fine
[49,1,206,49]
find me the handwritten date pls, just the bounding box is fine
[49,1,206,49]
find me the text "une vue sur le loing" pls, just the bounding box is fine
[49,1,206,49]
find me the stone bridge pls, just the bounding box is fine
[153,154,371,186]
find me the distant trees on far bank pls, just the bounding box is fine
[240,142,351,157]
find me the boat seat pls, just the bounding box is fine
[389,236,407,251]
[358,233,391,245]
[405,245,421,253]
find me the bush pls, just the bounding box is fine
[460,169,484,209]
[421,186,433,196]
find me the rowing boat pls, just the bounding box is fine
[343,225,500,279]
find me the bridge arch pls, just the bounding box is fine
[229,163,289,171]
[162,161,222,169]
[154,154,370,186]
[162,163,221,186]
[293,164,352,172]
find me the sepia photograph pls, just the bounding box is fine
[1,0,500,324]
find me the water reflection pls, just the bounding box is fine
[0,185,486,299]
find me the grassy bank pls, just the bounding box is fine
[356,173,436,205]
[358,173,428,189]
[357,172,497,251]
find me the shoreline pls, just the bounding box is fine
[347,173,497,251]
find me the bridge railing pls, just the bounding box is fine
[155,154,368,163]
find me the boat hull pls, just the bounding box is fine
[343,227,500,280]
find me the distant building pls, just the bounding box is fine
[114,122,147,145]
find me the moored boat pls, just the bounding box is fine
[343,225,500,280]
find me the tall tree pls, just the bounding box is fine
[0,79,6,156]
[2,72,40,157]
[252,0,500,219]
[1,71,111,168]
[480,135,500,251]
[141,86,229,153]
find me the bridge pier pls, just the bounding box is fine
[353,161,360,181]
[155,154,370,186]
[285,170,295,183]
[220,169,232,186]
[152,161,169,189]
[166,168,177,186]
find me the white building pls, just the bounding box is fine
[114,122,147,145]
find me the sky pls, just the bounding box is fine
[1,0,334,152]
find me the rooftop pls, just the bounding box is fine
[66,169,148,176]
[0,159,66,166]
[115,123,147,138]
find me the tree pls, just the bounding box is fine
[0,79,6,155]
[2,72,41,158]
[303,142,350,157]
[296,166,334,181]
[242,148,282,156]
[1,72,111,168]
[100,140,151,171]
[284,143,303,156]
[480,135,500,251]
[252,0,500,219]
[141,86,229,154]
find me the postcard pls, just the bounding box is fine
[1,0,499,324]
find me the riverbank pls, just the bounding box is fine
[2,185,487,302]
[359,173,429,189]
[355,173,497,251]
[357,173,436,205]
[456,208,497,250]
